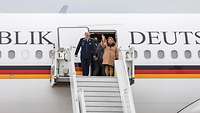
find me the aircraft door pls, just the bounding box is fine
[56,27,89,76]
[57,27,89,61]
[57,27,89,49]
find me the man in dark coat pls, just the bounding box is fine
[75,32,96,76]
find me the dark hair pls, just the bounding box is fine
[107,37,115,47]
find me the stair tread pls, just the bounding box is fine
[86,106,123,112]
[85,96,121,102]
[78,86,119,88]
[87,112,123,113]
[76,77,118,82]
[85,101,122,107]
[78,87,119,92]
[84,92,120,97]
[77,82,119,87]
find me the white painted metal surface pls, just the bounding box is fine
[75,76,123,113]
[0,79,72,113]
[1,14,200,113]
[115,50,136,113]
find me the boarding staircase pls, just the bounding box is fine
[76,76,123,113]
[70,49,136,113]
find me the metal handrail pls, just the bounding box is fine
[70,46,87,113]
[69,47,81,113]
[70,75,80,113]
[78,89,86,113]
[115,49,136,113]
[120,47,135,84]
[123,88,132,113]
[177,98,200,113]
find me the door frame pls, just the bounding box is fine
[57,27,90,48]
[89,29,118,42]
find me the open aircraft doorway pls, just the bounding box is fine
[90,30,117,43]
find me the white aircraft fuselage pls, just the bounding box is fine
[0,14,200,113]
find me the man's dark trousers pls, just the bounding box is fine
[81,59,90,76]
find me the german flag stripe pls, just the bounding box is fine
[136,70,200,74]
[135,65,200,70]
[0,65,199,79]
[135,74,200,79]
[0,70,50,74]
[0,66,50,74]
[0,66,50,70]
[0,74,50,79]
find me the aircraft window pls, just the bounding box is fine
[134,50,138,58]
[144,50,151,59]
[198,50,200,58]
[49,50,55,59]
[35,50,43,59]
[8,50,15,59]
[171,50,178,59]
[158,50,165,59]
[184,50,192,59]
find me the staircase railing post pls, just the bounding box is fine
[78,89,86,113]
[70,75,81,113]
[69,46,81,113]
[115,49,136,113]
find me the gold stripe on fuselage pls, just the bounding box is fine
[0,74,50,79]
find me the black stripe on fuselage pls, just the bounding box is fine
[0,66,51,70]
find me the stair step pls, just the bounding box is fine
[86,106,123,112]
[85,96,121,102]
[78,87,119,92]
[87,112,123,113]
[85,101,122,107]
[84,91,120,97]
[75,76,126,113]
[77,82,119,87]
[76,76,118,82]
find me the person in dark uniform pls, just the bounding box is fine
[75,32,96,76]
[91,37,99,76]
[93,41,105,76]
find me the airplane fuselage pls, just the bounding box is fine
[0,14,200,113]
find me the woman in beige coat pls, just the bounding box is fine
[101,36,119,76]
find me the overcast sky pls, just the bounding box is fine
[0,0,199,13]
